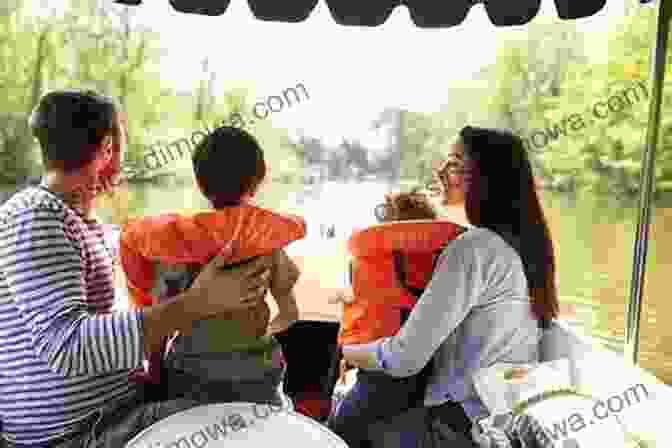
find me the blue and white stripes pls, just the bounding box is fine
[0,187,145,445]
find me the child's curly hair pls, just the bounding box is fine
[375,188,437,222]
[340,189,438,381]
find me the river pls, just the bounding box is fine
[1,179,671,384]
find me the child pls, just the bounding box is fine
[329,189,467,447]
[375,188,439,222]
[120,126,303,406]
[338,189,438,381]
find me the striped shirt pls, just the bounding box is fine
[0,185,145,445]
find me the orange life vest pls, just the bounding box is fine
[338,219,466,345]
[119,204,306,344]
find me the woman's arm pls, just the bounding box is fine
[342,231,486,377]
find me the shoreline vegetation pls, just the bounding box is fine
[521,80,648,154]
[140,83,309,174]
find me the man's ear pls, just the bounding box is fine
[240,192,253,203]
[241,187,258,204]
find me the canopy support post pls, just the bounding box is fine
[624,0,671,366]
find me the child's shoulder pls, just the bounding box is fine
[121,206,306,261]
[124,205,304,228]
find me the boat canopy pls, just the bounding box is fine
[113,0,609,25]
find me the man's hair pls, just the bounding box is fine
[29,89,117,172]
[192,126,266,207]
[377,189,437,222]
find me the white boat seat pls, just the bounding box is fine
[539,319,596,387]
[124,402,348,448]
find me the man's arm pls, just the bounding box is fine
[140,289,199,356]
[0,207,272,377]
[0,207,145,377]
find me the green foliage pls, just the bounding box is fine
[0,7,45,181]
[398,109,452,182]
[0,112,36,182]
[474,7,666,199]
[390,9,663,200]
[1,0,665,201]
[0,1,301,186]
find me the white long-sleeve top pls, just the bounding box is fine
[344,227,541,420]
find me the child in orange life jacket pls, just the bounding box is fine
[328,190,466,447]
[337,189,437,380]
[120,126,303,406]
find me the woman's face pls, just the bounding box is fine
[428,142,467,207]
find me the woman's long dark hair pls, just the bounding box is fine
[459,126,559,326]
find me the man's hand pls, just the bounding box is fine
[187,246,273,319]
[142,245,273,357]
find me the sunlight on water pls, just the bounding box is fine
[296,180,391,239]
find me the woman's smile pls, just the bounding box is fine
[426,177,442,197]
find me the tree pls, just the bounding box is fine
[56,0,170,179]
[476,9,670,199]
[0,113,35,183]
[0,3,52,183]
[532,7,662,197]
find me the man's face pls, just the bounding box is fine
[94,135,114,173]
[93,111,127,191]
[100,111,127,178]
[66,112,127,207]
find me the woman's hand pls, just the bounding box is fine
[338,358,356,385]
[341,345,379,370]
[187,246,273,319]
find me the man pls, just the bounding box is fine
[0,90,273,447]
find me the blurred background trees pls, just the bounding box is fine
[0,0,666,201]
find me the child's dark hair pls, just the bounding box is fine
[192,126,266,207]
[375,188,437,222]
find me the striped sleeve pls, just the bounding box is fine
[0,206,145,377]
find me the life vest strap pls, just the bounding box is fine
[392,248,445,301]
[391,226,469,301]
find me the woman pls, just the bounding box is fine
[329,126,559,447]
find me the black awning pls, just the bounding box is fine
[113,0,609,27]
